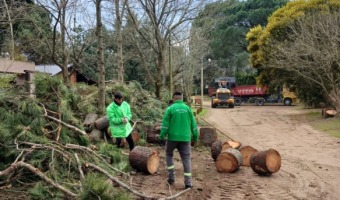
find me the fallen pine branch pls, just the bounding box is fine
[87,163,192,200]
[39,102,86,136]
[0,161,77,197]
[65,143,129,177]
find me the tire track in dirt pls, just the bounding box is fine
[203,103,340,200]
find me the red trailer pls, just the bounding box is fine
[232,85,297,106]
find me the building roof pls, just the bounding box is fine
[35,64,72,76]
[0,58,35,74]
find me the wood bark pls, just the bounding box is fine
[146,124,161,144]
[129,146,160,174]
[84,113,98,126]
[94,116,109,131]
[96,0,106,114]
[199,127,218,146]
[88,128,103,143]
[250,148,281,175]
[239,146,258,167]
[215,148,242,173]
[211,141,233,161]
[211,140,222,161]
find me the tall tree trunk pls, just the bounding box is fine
[60,2,69,83]
[115,0,124,82]
[3,0,14,59]
[155,52,164,99]
[96,0,105,114]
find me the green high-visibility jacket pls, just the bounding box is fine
[106,101,132,138]
[160,100,198,142]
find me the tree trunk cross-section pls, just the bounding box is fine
[199,127,218,146]
[129,146,160,174]
[239,145,258,167]
[250,148,281,175]
[215,148,243,173]
[227,140,241,149]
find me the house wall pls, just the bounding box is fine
[70,70,77,84]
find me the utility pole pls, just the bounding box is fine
[201,57,204,110]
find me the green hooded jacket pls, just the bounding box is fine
[106,101,132,138]
[159,100,198,142]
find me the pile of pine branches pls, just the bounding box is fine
[0,73,167,199]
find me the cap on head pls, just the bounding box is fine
[114,91,123,99]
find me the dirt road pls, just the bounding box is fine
[133,100,340,200]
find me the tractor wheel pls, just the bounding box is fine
[283,98,292,106]
[255,98,265,106]
[228,103,235,108]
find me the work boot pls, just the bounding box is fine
[185,185,192,189]
[167,178,175,185]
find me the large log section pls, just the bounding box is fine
[215,148,243,173]
[94,116,109,131]
[250,148,281,175]
[199,127,218,146]
[239,146,258,167]
[129,146,160,174]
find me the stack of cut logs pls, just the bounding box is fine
[201,126,281,176]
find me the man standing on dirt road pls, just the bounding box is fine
[159,92,199,189]
[106,91,135,151]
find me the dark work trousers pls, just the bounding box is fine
[116,133,134,151]
[165,141,192,186]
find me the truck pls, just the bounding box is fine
[232,85,298,106]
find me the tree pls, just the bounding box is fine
[268,13,340,110]
[126,0,204,99]
[192,0,288,81]
[247,0,340,110]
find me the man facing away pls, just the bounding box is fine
[159,92,199,189]
[106,91,135,151]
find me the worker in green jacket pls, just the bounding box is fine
[106,91,134,151]
[159,92,199,189]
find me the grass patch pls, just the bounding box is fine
[305,111,340,138]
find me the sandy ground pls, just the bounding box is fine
[2,100,340,200]
[130,100,340,200]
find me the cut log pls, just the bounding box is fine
[146,124,162,144]
[84,113,98,126]
[88,128,103,143]
[322,108,337,118]
[227,140,241,149]
[129,146,160,174]
[211,140,223,161]
[250,148,281,175]
[221,141,232,151]
[199,127,218,146]
[94,117,109,131]
[239,146,258,167]
[131,131,140,142]
[83,113,98,133]
[215,148,243,173]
